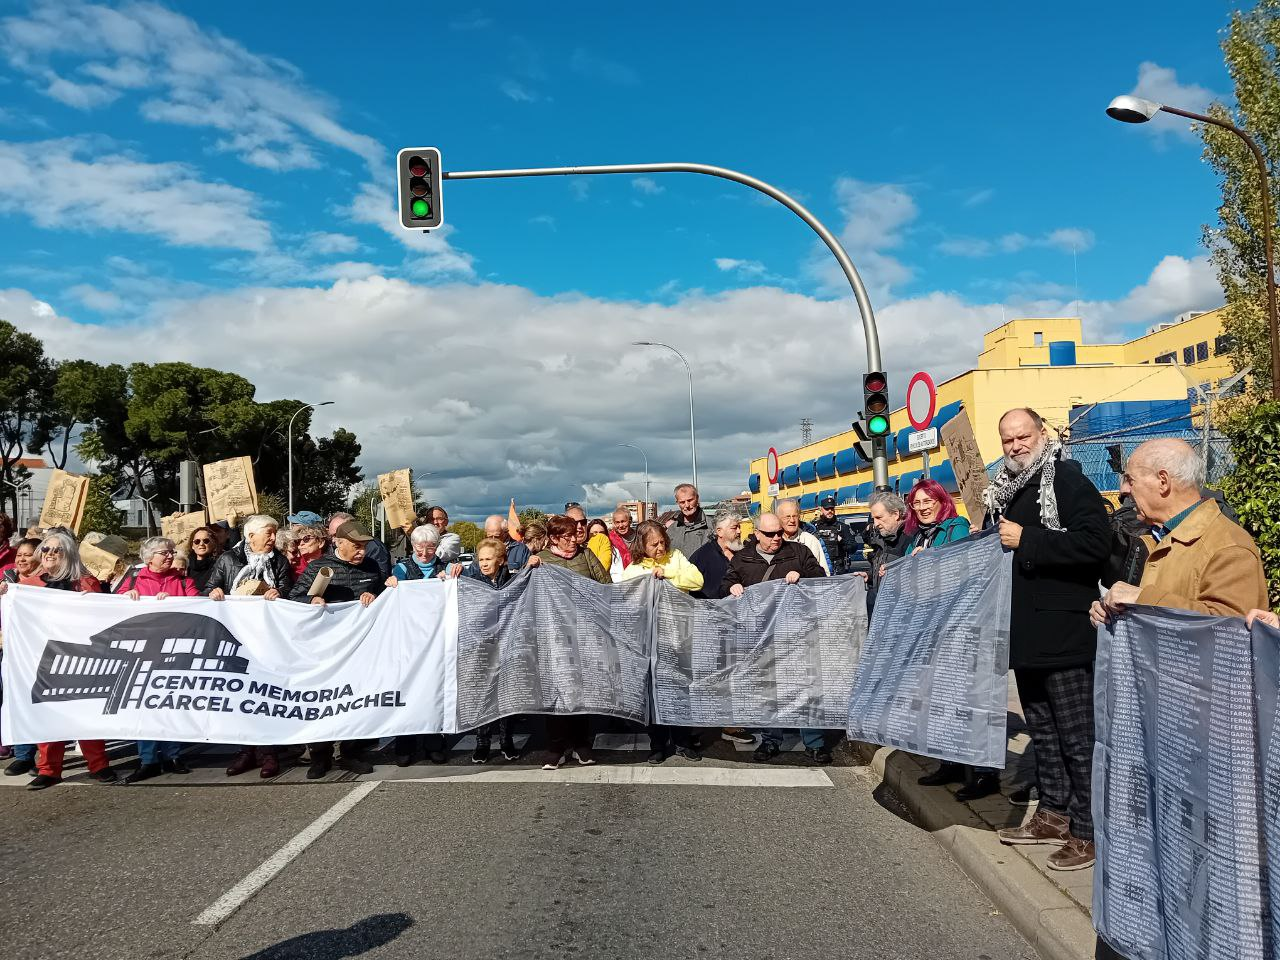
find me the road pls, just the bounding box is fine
[0,734,1035,960]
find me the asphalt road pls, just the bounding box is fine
[0,739,1035,960]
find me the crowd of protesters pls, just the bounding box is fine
[0,412,1273,895]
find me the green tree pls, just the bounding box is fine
[1201,0,1280,393]
[46,360,127,470]
[0,320,54,518]
[79,474,124,536]
[518,507,548,529]
[1218,400,1280,607]
[452,520,482,552]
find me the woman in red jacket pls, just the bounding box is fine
[0,530,119,790]
[116,536,198,783]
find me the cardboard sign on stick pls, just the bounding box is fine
[203,457,258,523]
[161,509,209,546]
[79,532,130,583]
[939,407,989,528]
[377,469,415,531]
[38,470,89,533]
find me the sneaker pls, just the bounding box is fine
[124,763,163,785]
[674,746,702,762]
[571,747,596,766]
[646,748,666,765]
[721,728,756,745]
[805,747,833,765]
[955,773,1001,803]
[306,759,332,780]
[997,809,1070,846]
[472,741,491,764]
[753,741,780,763]
[27,774,60,790]
[4,758,35,777]
[918,762,964,786]
[500,738,520,761]
[337,756,374,775]
[1047,837,1096,871]
[162,759,191,775]
[87,767,118,784]
[1007,784,1038,807]
[541,752,565,771]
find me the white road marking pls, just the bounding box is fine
[192,780,380,927]
[395,766,833,787]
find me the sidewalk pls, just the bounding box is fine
[850,678,1096,960]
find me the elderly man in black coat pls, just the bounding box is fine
[985,408,1110,873]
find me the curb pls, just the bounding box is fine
[852,741,1095,960]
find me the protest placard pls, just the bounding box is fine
[202,457,258,523]
[37,470,89,533]
[377,469,415,530]
[939,407,988,526]
[161,509,208,546]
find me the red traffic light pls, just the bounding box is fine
[864,373,886,393]
[408,156,430,178]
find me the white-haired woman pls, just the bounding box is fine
[116,536,197,783]
[0,530,119,790]
[386,523,446,585]
[200,515,295,779]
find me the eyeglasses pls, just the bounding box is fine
[574,520,587,527]
[757,529,784,538]
[156,550,175,556]
[192,538,212,546]
[299,535,320,543]
[911,497,938,508]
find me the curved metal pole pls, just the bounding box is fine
[632,341,696,489]
[1158,105,1280,398]
[445,161,888,488]
[616,442,651,507]
[287,401,333,519]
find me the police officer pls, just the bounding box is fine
[811,496,856,575]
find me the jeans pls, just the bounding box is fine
[12,743,35,762]
[762,728,825,750]
[138,740,182,766]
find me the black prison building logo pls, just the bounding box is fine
[31,611,249,715]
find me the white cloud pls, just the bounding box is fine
[569,49,639,86]
[937,237,994,257]
[347,183,475,278]
[67,283,124,312]
[1126,61,1220,142]
[529,214,556,230]
[314,261,380,282]
[810,178,918,301]
[500,79,537,102]
[5,251,1220,518]
[937,228,1093,258]
[301,232,361,256]
[962,188,995,208]
[0,138,271,250]
[632,176,665,195]
[1,1,382,171]
[1042,227,1095,253]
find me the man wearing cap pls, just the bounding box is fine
[811,496,856,575]
[327,511,392,579]
[289,520,386,778]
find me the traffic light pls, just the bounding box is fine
[851,419,876,463]
[398,147,443,230]
[862,372,890,437]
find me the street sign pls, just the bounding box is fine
[907,428,939,453]
[766,447,779,484]
[768,483,779,496]
[906,371,937,431]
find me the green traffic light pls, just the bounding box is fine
[411,198,431,218]
[868,414,890,436]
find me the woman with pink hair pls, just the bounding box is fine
[903,478,970,552]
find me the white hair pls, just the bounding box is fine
[714,511,743,531]
[483,514,507,532]
[139,536,177,563]
[1131,439,1205,491]
[774,498,799,514]
[868,491,908,516]
[242,514,279,538]
[410,524,441,546]
[38,530,88,582]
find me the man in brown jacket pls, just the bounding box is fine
[1091,437,1267,626]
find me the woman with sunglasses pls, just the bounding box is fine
[0,530,119,789]
[183,526,223,593]
[288,522,328,577]
[115,536,198,783]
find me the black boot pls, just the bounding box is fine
[955,771,1001,803]
[125,763,163,785]
[918,761,964,786]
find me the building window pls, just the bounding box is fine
[1183,346,1196,365]
[1196,341,1209,362]
[1033,332,1043,346]
[1215,334,1237,356]
[1155,353,1175,364]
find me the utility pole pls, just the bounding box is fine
[800,418,813,445]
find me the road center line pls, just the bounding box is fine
[193,779,381,927]
[393,766,834,787]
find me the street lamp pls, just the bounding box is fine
[1107,94,1280,397]
[615,442,651,509]
[287,401,334,518]
[633,341,697,490]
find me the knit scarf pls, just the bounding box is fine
[982,441,1064,531]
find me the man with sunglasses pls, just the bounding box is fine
[721,512,830,764]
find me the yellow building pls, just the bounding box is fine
[746,307,1235,519]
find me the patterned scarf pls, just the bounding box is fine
[982,440,1064,531]
[232,545,280,592]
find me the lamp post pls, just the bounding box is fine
[616,442,651,509]
[632,341,697,490]
[1107,94,1280,398]
[287,401,334,518]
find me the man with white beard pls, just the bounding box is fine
[688,510,745,600]
[985,408,1111,873]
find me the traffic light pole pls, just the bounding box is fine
[442,161,891,490]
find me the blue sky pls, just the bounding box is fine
[0,1,1241,515]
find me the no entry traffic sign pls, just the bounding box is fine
[766,447,779,484]
[906,372,937,432]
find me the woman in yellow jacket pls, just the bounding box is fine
[621,520,704,763]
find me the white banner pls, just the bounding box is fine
[1,580,458,744]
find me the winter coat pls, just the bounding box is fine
[505,540,531,571]
[619,549,704,593]
[785,530,831,575]
[1001,457,1111,670]
[391,554,445,581]
[722,540,826,591]
[461,563,515,589]
[20,573,101,593]
[905,516,971,553]
[1135,498,1267,617]
[201,542,295,597]
[689,540,734,599]
[586,533,614,573]
[535,547,611,584]
[812,515,856,571]
[608,529,634,568]
[116,566,197,597]
[668,510,712,561]
[865,523,909,611]
[185,553,220,592]
[289,551,385,603]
